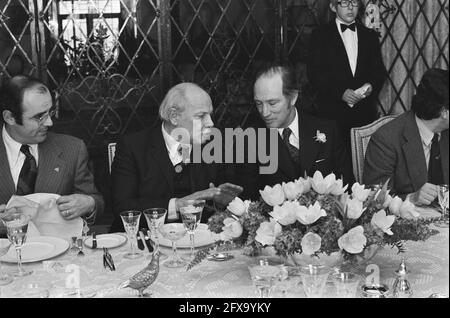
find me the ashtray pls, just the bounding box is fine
[207,253,234,262]
[361,284,390,298]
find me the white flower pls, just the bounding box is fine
[399,199,421,219]
[314,130,327,143]
[301,232,322,256]
[259,184,285,207]
[296,177,312,193]
[338,226,367,254]
[282,181,303,201]
[270,201,300,226]
[382,193,393,209]
[371,210,395,235]
[346,197,366,219]
[255,219,282,246]
[388,196,403,216]
[227,197,250,216]
[330,179,348,196]
[351,183,371,202]
[295,201,327,225]
[220,218,243,241]
[311,171,336,194]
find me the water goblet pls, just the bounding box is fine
[248,264,281,298]
[331,272,362,298]
[120,211,143,259]
[298,264,331,298]
[2,213,33,277]
[0,239,13,286]
[179,200,205,260]
[435,184,449,228]
[158,223,187,268]
[143,208,168,259]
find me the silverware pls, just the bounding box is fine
[71,236,78,252]
[103,248,115,271]
[76,238,84,257]
[137,230,145,251]
[143,229,154,253]
[92,232,97,249]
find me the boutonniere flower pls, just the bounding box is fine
[314,130,327,143]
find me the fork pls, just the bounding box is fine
[76,238,85,257]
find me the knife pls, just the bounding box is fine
[92,232,97,249]
[103,248,115,271]
[143,229,154,253]
[137,230,145,251]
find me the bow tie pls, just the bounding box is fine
[340,23,356,32]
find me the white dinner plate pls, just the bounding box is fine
[0,236,69,263]
[84,234,127,249]
[158,223,216,249]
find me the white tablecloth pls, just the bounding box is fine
[0,226,448,298]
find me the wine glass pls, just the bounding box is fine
[179,200,205,260]
[248,264,281,298]
[143,208,168,259]
[0,239,13,286]
[120,211,143,259]
[331,272,362,298]
[298,264,331,298]
[158,223,187,268]
[2,213,33,277]
[435,184,449,228]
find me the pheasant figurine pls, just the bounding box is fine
[120,251,160,297]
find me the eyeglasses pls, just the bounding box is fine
[25,107,57,125]
[337,0,359,8]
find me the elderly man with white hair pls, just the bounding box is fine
[110,82,242,232]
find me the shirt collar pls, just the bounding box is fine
[2,125,39,165]
[161,123,192,158]
[278,108,299,140]
[415,115,436,147]
[335,18,357,35]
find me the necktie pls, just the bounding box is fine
[16,145,38,195]
[282,128,300,166]
[341,23,356,32]
[428,134,444,185]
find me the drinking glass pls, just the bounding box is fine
[158,223,187,268]
[435,184,449,228]
[0,239,13,286]
[179,200,205,260]
[298,264,331,298]
[332,272,362,298]
[248,264,281,298]
[2,213,33,277]
[143,208,168,259]
[120,211,143,259]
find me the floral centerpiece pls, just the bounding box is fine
[188,172,439,269]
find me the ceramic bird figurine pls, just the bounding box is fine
[120,251,160,297]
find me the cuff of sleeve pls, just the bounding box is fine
[167,198,178,221]
[83,199,97,225]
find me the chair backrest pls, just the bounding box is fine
[350,115,398,183]
[108,143,117,173]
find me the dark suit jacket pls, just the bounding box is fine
[0,132,104,220]
[236,112,354,200]
[363,111,449,197]
[307,21,387,132]
[110,123,230,232]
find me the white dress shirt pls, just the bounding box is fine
[278,108,300,149]
[336,18,358,76]
[161,123,192,220]
[2,125,39,189]
[415,115,440,169]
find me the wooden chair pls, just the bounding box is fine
[108,143,117,174]
[350,115,398,183]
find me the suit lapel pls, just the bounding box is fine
[299,114,320,175]
[0,138,15,199]
[35,135,66,193]
[440,130,449,184]
[148,126,174,193]
[401,113,428,190]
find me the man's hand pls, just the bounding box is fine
[176,188,221,211]
[217,183,243,197]
[210,183,243,206]
[342,89,364,106]
[409,183,439,206]
[56,194,95,220]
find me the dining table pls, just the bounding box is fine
[0,224,448,298]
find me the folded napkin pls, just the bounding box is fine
[348,83,371,108]
[6,193,83,239]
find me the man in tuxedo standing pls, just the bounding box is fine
[364,68,449,206]
[307,0,386,154]
[236,63,353,200]
[110,83,242,232]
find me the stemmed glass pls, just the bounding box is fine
[298,264,331,298]
[2,213,33,277]
[435,184,449,228]
[0,239,13,286]
[120,211,143,259]
[158,223,187,268]
[179,200,205,260]
[331,272,362,298]
[143,208,168,259]
[248,264,281,298]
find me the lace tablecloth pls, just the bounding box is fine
[0,226,448,298]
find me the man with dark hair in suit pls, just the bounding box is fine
[307,0,387,154]
[364,68,449,206]
[237,63,353,200]
[0,75,104,234]
[110,83,242,232]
